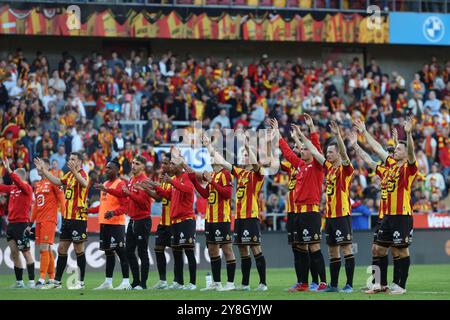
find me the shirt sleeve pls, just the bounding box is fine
[279,138,303,168]
[114,196,130,216]
[60,171,70,186]
[406,161,418,176]
[128,189,152,211]
[210,171,233,199]
[10,173,32,195]
[310,132,323,154]
[375,164,388,179]
[188,172,209,199]
[384,156,397,168]
[342,162,355,177]
[53,185,66,217]
[171,174,195,193]
[0,184,13,193]
[280,161,291,173]
[155,186,172,200]
[323,160,332,172]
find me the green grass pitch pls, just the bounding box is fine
[0,264,449,300]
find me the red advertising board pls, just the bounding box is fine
[414,213,450,229]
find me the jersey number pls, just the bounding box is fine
[37,194,45,207]
[326,184,335,196]
[236,187,246,199]
[387,181,396,193]
[208,191,217,204]
[65,188,74,200]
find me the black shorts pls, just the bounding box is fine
[171,219,196,248]
[293,212,322,245]
[60,219,88,242]
[6,222,30,251]
[286,213,296,245]
[377,215,413,248]
[324,216,353,246]
[155,224,172,248]
[205,222,232,245]
[126,217,151,248]
[233,218,261,246]
[99,224,125,251]
[373,219,383,244]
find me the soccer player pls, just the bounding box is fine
[31,158,65,288]
[105,155,151,290]
[296,121,355,293]
[347,127,398,292]
[182,135,236,291]
[0,159,35,288]
[153,151,197,290]
[137,155,173,290]
[34,152,89,290]
[354,118,418,294]
[207,136,268,291]
[268,116,327,292]
[89,159,131,290]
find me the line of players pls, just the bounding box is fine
[1,114,417,294]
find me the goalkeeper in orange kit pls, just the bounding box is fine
[31,159,65,288]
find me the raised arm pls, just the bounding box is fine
[203,133,233,172]
[293,125,326,165]
[34,158,63,186]
[354,119,389,163]
[330,121,350,164]
[347,130,377,171]
[206,171,232,199]
[187,172,210,199]
[2,158,31,194]
[268,118,303,168]
[405,117,416,164]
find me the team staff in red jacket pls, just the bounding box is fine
[105,155,152,290]
[0,158,35,288]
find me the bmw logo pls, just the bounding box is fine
[423,16,445,43]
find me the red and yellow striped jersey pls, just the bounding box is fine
[160,182,172,226]
[324,161,354,218]
[376,158,418,216]
[232,166,264,220]
[60,170,89,221]
[280,161,299,213]
[374,156,397,219]
[206,169,233,223]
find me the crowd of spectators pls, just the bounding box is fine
[0,46,449,233]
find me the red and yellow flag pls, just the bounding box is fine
[158,11,183,39]
[0,6,17,34]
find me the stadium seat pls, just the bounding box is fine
[233,0,247,5]
[205,0,219,4]
[217,0,232,5]
[177,0,195,4]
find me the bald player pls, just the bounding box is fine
[0,158,35,288]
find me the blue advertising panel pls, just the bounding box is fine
[390,12,450,46]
